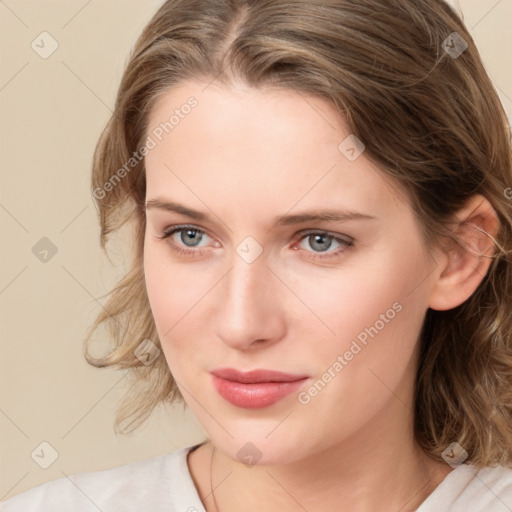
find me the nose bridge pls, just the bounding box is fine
[223,250,269,317]
[213,245,283,348]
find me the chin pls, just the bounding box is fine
[213,429,311,467]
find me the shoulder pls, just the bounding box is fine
[419,463,512,512]
[461,464,512,510]
[0,444,202,512]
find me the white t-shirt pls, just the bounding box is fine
[2,443,512,511]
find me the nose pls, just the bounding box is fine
[212,250,286,351]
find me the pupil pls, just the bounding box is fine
[183,229,201,246]
[311,234,331,252]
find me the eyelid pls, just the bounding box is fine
[296,228,353,244]
[157,224,354,260]
[292,229,353,261]
[157,224,216,247]
[158,225,352,241]
[159,224,208,239]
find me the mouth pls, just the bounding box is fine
[210,368,310,409]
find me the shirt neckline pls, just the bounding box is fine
[416,462,477,510]
[173,443,473,511]
[168,442,209,512]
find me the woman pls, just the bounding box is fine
[3,0,511,510]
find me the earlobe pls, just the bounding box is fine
[428,195,500,311]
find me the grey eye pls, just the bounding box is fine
[179,229,203,247]
[307,233,335,252]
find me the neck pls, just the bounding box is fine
[199,404,451,512]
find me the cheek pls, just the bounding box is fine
[143,238,218,364]
[143,240,189,341]
[294,247,425,332]
[144,235,195,314]
[144,242,171,327]
[288,240,430,379]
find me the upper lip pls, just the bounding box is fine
[211,368,309,383]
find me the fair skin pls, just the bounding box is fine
[143,79,499,512]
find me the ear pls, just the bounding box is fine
[428,195,500,311]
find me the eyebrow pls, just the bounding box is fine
[145,199,377,226]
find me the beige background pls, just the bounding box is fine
[1,0,511,500]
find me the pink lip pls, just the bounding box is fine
[210,368,309,409]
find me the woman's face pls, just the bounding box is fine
[143,80,440,465]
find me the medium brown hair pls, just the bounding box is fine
[85,0,512,467]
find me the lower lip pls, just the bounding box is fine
[211,375,308,409]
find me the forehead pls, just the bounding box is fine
[146,80,344,156]
[144,80,407,223]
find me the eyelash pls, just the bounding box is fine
[156,224,354,261]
